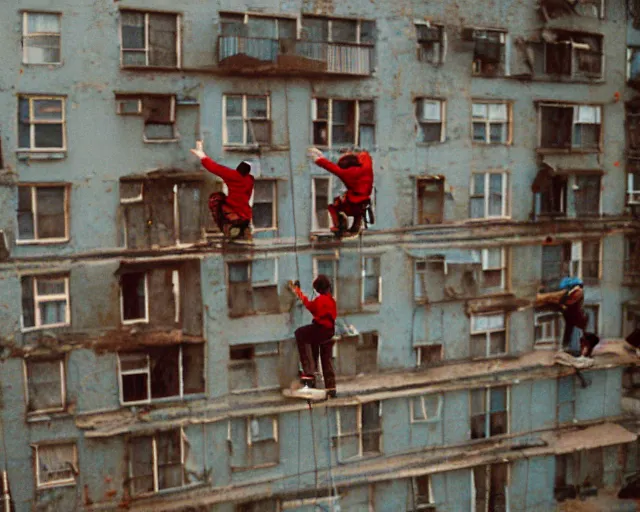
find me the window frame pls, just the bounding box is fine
[470,29,507,77]
[18,95,66,152]
[313,255,338,299]
[471,463,510,512]
[226,258,280,316]
[544,31,604,79]
[16,183,70,245]
[22,12,62,65]
[34,442,77,489]
[537,102,603,152]
[250,179,277,231]
[222,94,271,148]
[471,101,512,145]
[416,98,446,143]
[335,401,382,462]
[128,428,186,496]
[119,10,181,68]
[469,171,510,220]
[311,176,333,233]
[361,255,382,305]
[624,236,640,279]
[415,22,447,65]
[479,247,506,292]
[227,415,280,470]
[470,312,508,358]
[409,393,443,424]
[228,342,281,394]
[623,303,640,338]
[534,310,563,349]
[415,176,445,225]
[627,172,640,205]
[21,274,71,332]
[311,98,375,149]
[470,386,510,439]
[23,358,66,414]
[120,272,149,325]
[411,474,436,510]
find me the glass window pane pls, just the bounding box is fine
[470,197,484,219]
[359,101,375,124]
[32,99,62,121]
[490,123,506,143]
[27,360,63,411]
[22,277,35,328]
[122,12,145,49]
[36,278,65,295]
[39,300,66,325]
[360,20,376,44]
[247,97,268,118]
[359,125,375,149]
[278,19,296,40]
[302,17,328,42]
[489,331,506,354]
[36,187,66,239]
[253,203,273,229]
[470,389,485,414]
[331,19,357,43]
[226,120,244,144]
[490,388,506,412]
[27,13,61,34]
[225,96,243,117]
[229,262,250,283]
[247,17,276,39]
[339,407,358,434]
[473,122,487,142]
[472,103,487,118]
[34,124,63,149]
[130,436,154,495]
[315,99,329,120]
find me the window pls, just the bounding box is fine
[623,304,640,338]
[301,16,375,45]
[18,96,65,151]
[416,177,445,224]
[628,172,640,204]
[228,342,280,393]
[541,241,600,284]
[534,311,563,349]
[416,23,446,64]
[540,0,604,19]
[115,94,177,141]
[410,394,443,424]
[17,184,69,243]
[409,474,436,510]
[120,10,179,67]
[356,332,378,374]
[312,177,332,232]
[574,174,601,217]
[416,99,445,143]
[361,257,381,305]
[228,416,279,470]
[223,95,271,147]
[120,272,148,324]
[335,331,379,377]
[313,256,338,294]
[534,169,567,216]
[251,180,277,230]
[470,386,508,439]
[557,376,576,424]
[628,47,640,83]
[625,237,640,279]
[25,359,65,413]
[584,304,599,334]
[21,274,70,330]
[472,103,510,144]
[544,32,603,79]
[627,103,640,153]
[118,344,204,405]
[470,30,506,77]
[473,463,508,512]
[22,12,61,64]
[541,243,571,284]
[129,429,185,496]
[469,172,508,219]
[555,449,604,501]
[539,104,602,151]
[312,98,375,149]
[227,259,279,316]
[470,313,506,358]
[35,443,77,489]
[415,344,443,367]
[334,402,381,461]
[479,248,506,292]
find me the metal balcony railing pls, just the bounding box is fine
[217,36,373,76]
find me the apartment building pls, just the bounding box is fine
[0,0,639,510]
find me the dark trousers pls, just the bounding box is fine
[561,301,588,350]
[295,323,336,390]
[208,192,247,233]
[627,328,640,349]
[328,195,369,233]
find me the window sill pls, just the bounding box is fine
[121,65,181,72]
[416,141,446,147]
[143,138,179,144]
[230,386,281,395]
[466,217,511,223]
[17,151,66,161]
[22,62,63,68]
[231,462,279,473]
[228,310,282,319]
[130,482,207,501]
[22,323,70,333]
[224,145,288,153]
[121,319,149,326]
[27,410,70,422]
[37,480,76,491]
[471,142,512,147]
[16,238,69,246]
[121,393,206,408]
[536,148,600,155]
[253,227,278,233]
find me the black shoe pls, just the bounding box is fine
[326,389,337,398]
[301,376,315,388]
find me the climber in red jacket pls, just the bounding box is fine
[191,141,254,239]
[289,275,338,398]
[308,147,374,236]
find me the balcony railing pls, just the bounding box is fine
[217,36,373,76]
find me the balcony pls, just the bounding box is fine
[217,36,374,76]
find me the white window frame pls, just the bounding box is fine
[415,21,447,65]
[534,311,563,348]
[410,393,443,424]
[119,181,144,204]
[22,275,71,331]
[416,98,446,143]
[471,463,510,512]
[335,402,382,461]
[142,96,177,143]
[470,313,507,358]
[223,12,299,39]
[117,352,151,405]
[18,95,66,152]
[414,259,428,302]
[479,247,506,291]
[129,428,186,495]
[472,102,511,145]
[470,386,510,438]
[313,255,338,298]
[119,10,181,68]
[311,98,375,148]
[250,179,277,231]
[16,184,70,245]
[627,47,640,82]
[311,176,333,233]
[116,98,143,115]
[569,240,602,281]
[222,94,271,147]
[411,474,436,510]
[22,12,61,65]
[34,443,77,489]
[628,172,640,204]
[120,272,149,325]
[469,171,509,219]
[23,358,66,414]
[361,255,382,304]
[538,103,602,151]
[226,415,279,469]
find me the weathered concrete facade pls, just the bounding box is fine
[1,0,640,510]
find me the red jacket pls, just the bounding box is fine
[294,288,337,330]
[314,151,373,203]
[201,157,254,220]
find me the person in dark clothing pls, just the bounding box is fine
[308,147,374,236]
[626,328,640,351]
[191,141,254,239]
[580,332,600,358]
[289,275,338,398]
